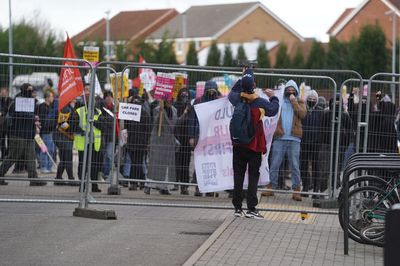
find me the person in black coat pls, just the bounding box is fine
[0,87,11,160]
[173,88,192,195]
[125,95,152,191]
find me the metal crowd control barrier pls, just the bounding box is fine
[87,62,339,203]
[342,153,400,255]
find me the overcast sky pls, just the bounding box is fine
[0,0,361,42]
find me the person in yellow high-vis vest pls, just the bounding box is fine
[72,101,106,193]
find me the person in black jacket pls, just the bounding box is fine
[300,90,323,197]
[0,83,46,186]
[0,87,11,160]
[125,95,151,191]
[173,88,192,195]
[318,94,353,195]
[37,90,57,173]
[54,99,78,186]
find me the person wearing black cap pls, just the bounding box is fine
[0,83,46,186]
[188,80,220,197]
[228,69,279,218]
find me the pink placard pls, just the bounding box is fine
[154,72,175,101]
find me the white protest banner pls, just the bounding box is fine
[154,72,175,101]
[194,89,283,193]
[15,97,35,112]
[118,102,142,122]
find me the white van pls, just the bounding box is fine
[11,72,59,101]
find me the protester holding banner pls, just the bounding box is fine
[125,94,151,191]
[0,83,46,186]
[228,69,279,218]
[264,80,306,201]
[173,88,192,195]
[145,99,177,195]
[189,80,221,197]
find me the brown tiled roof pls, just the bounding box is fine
[327,8,354,34]
[72,9,178,43]
[388,0,400,10]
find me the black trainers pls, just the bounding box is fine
[0,180,8,186]
[245,209,264,219]
[234,209,245,218]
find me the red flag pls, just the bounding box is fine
[132,55,145,88]
[58,34,84,111]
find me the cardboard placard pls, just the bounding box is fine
[118,102,142,122]
[15,97,35,112]
[83,46,100,63]
[154,72,175,101]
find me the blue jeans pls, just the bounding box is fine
[103,142,113,178]
[269,139,301,189]
[39,133,55,171]
[122,152,131,177]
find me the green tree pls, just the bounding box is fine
[257,42,270,68]
[236,44,247,61]
[206,41,221,66]
[186,41,198,65]
[223,44,234,67]
[326,37,348,69]
[306,40,325,69]
[156,34,177,64]
[274,43,290,68]
[134,39,157,63]
[291,47,304,69]
[350,24,389,78]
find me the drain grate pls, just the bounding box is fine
[179,231,213,236]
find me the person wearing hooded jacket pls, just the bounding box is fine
[229,68,279,218]
[299,90,323,197]
[263,80,306,201]
[173,88,192,195]
[188,80,221,197]
[0,83,46,186]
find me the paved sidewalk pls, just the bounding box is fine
[192,213,383,266]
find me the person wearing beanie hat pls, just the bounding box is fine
[228,68,280,218]
[299,89,323,196]
[263,80,306,201]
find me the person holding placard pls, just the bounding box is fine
[145,98,177,195]
[0,83,46,186]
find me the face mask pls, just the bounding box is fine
[180,96,189,104]
[307,100,316,109]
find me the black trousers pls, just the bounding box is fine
[78,148,103,185]
[0,131,8,160]
[0,137,37,178]
[300,143,319,191]
[128,149,145,181]
[175,146,191,189]
[55,140,73,180]
[232,146,262,211]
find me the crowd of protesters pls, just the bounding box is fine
[0,76,399,202]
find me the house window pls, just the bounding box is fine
[176,41,184,55]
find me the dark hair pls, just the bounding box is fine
[103,90,113,99]
[44,90,54,99]
[20,83,32,92]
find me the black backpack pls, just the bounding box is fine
[229,101,255,144]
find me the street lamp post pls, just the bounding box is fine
[386,10,397,104]
[182,12,187,65]
[105,10,111,82]
[8,0,13,91]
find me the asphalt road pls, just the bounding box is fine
[0,203,230,266]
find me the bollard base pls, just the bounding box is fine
[107,185,121,195]
[73,207,117,220]
[313,199,338,209]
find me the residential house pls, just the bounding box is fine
[148,2,304,64]
[72,9,178,59]
[327,0,400,47]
